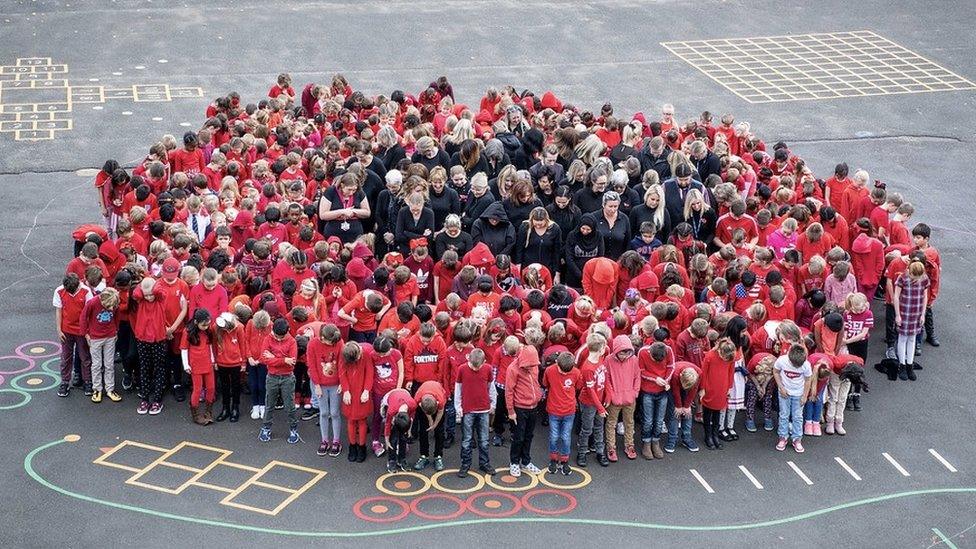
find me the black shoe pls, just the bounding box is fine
[704,434,716,449]
[457,467,469,478]
[926,336,941,348]
[173,384,186,402]
[83,382,93,396]
[57,383,69,398]
[597,453,610,467]
[547,460,558,474]
[906,364,917,381]
[560,462,572,476]
[443,436,454,450]
[356,444,367,462]
[490,434,504,447]
[215,407,230,422]
[478,464,496,476]
[386,460,397,473]
[728,429,739,441]
[541,415,549,426]
[121,373,133,391]
[301,408,320,421]
[348,445,357,462]
[71,375,83,388]
[913,362,923,370]
[851,395,861,411]
[229,407,240,422]
[576,453,587,468]
[718,429,732,442]
[712,429,723,449]
[898,364,909,381]
[845,394,854,410]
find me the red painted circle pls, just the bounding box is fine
[465,491,521,518]
[409,493,466,521]
[520,489,577,516]
[353,496,410,523]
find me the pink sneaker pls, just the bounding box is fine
[803,421,813,436]
[607,448,618,462]
[824,421,835,435]
[793,439,805,453]
[812,422,822,436]
[776,437,788,451]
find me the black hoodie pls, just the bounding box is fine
[470,201,515,257]
[563,214,605,289]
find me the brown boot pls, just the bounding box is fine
[641,441,654,460]
[204,402,215,425]
[191,406,207,425]
[651,440,664,459]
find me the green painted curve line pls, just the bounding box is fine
[24,438,976,538]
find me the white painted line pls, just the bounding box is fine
[834,457,862,481]
[689,469,714,493]
[883,452,911,477]
[928,449,957,473]
[121,111,133,116]
[787,461,813,485]
[151,117,163,121]
[738,465,763,489]
[179,122,191,127]
[88,78,99,82]
[135,65,146,70]
[157,59,168,63]
[92,106,103,111]
[112,71,123,76]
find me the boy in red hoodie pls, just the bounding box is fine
[576,334,610,468]
[603,334,639,463]
[542,352,581,475]
[258,318,300,444]
[132,277,169,415]
[638,342,675,460]
[504,345,543,477]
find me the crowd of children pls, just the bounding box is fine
[55,74,943,476]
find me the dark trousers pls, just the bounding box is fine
[702,406,721,439]
[60,333,91,384]
[294,361,310,399]
[388,426,408,463]
[136,340,167,403]
[416,410,445,458]
[349,329,376,344]
[217,366,241,410]
[248,363,267,408]
[509,406,537,466]
[846,339,869,394]
[117,321,139,384]
[492,386,508,435]
[165,349,183,388]
[885,304,897,347]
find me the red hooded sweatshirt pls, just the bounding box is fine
[504,346,542,413]
[850,232,884,289]
[604,335,640,406]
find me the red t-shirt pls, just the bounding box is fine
[383,388,416,437]
[543,365,581,416]
[372,350,403,397]
[457,364,493,412]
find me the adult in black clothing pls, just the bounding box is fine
[410,136,451,173]
[461,173,496,232]
[494,125,526,170]
[546,186,582,240]
[376,126,406,172]
[318,172,371,244]
[427,167,461,231]
[502,179,544,229]
[470,201,515,257]
[563,159,587,195]
[513,206,563,279]
[528,147,565,185]
[594,191,631,259]
[447,165,471,205]
[663,163,709,229]
[353,140,388,182]
[628,184,672,243]
[489,165,517,202]
[343,162,384,234]
[520,128,546,171]
[563,215,604,289]
[574,166,609,214]
[433,214,473,260]
[610,169,641,216]
[483,139,512,182]
[449,139,490,180]
[690,140,722,183]
[637,136,672,182]
[374,170,404,258]
[609,121,643,166]
[394,191,435,254]
[681,188,718,250]
[532,164,558,206]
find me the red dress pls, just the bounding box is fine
[699,349,734,410]
[339,345,375,420]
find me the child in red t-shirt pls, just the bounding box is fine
[181,309,216,425]
[637,342,674,459]
[576,334,609,467]
[369,336,404,458]
[542,352,581,475]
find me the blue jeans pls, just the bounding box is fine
[778,394,803,440]
[667,413,694,448]
[802,387,825,422]
[640,392,669,442]
[444,397,456,441]
[460,412,490,468]
[548,413,575,460]
[312,384,341,443]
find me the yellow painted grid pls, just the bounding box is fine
[93,439,327,516]
[662,30,976,103]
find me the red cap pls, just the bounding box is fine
[161,257,181,281]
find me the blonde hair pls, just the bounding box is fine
[574,134,606,167]
[844,292,868,311]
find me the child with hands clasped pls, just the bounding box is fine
[455,348,497,478]
[181,309,217,425]
[543,352,581,475]
[259,318,300,444]
[773,344,813,453]
[638,342,674,460]
[214,312,247,423]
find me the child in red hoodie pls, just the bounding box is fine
[214,312,247,423]
[638,342,674,460]
[181,309,216,425]
[258,318,300,444]
[603,334,639,463]
[543,352,581,475]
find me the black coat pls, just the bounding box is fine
[428,186,461,231]
[449,153,490,180]
[470,201,515,257]
[637,144,673,181]
[411,149,452,173]
[684,207,718,249]
[629,203,672,243]
[378,144,406,172]
[564,230,605,288]
[574,187,605,215]
[595,213,631,259]
[503,197,544,229]
[695,151,722,183]
[434,230,473,260]
[546,202,582,239]
[394,207,435,254]
[663,177,709,228]
[514,223,562,275]
[461,191,497,232]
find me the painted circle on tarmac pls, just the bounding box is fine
[353,496,410,523]
[375,471,431,497]
[484,467,540,492]
[521,489,578,516]
[41,357,60,375]
[0,388,31,410]
[429,469,486,494]
[0,355,34,376]
[11,371,60,392]
[15,341,59,359]
[63,434,81,442]
[409,493,466,521]
[537,466,592,490]
[465,491,521,518]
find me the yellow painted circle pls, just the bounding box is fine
[63,434,81,442]
[536,466,592,490]
[374,471,431,497]
[370,504,388,514]
[26,378,43,386]
[30,346,45,354]
[429,468,486,494]
[484,467,539,492]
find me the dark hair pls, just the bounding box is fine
[721,315,750,352]
[186,308,212,346]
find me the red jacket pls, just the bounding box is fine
[851,233,884,289]
[261,333,297,376]
[132,282,168,342]
[604,335,640,405]
[188,284,229,321]
[339,345,375,420]
[215,323,247,366]
[637,347,675,394]
[504,346,542,413]
[700,349,734,410]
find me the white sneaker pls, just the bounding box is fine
[259,405,266,418]
[523,462,541,475]
[616,422,624,435]
[250,406,260,420]
[509,463,521,477]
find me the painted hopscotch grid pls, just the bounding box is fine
[661,30,976,103]
[94,439,327,516]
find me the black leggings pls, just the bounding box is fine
[294,361,310,399]
[416,410,445,458]
[217,367,241,409]
[702,407,721,437]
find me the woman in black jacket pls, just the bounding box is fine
[682,188,718,251]
[470,201,515,257]
[376,126,406,172]
[394,191,435,254]
[563,214,605,289]
[595,190,632,259]
[461,173,496,232]
[374,170,404,258]
[574,166,609,214]
[502,178,543,229]
[628,183,672,243]
[449,139,490,180]
[514,207,563,279]
[427,167,461,231]
[410,136,451,173]
[546,186,582,241]
[433,214,473,260]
